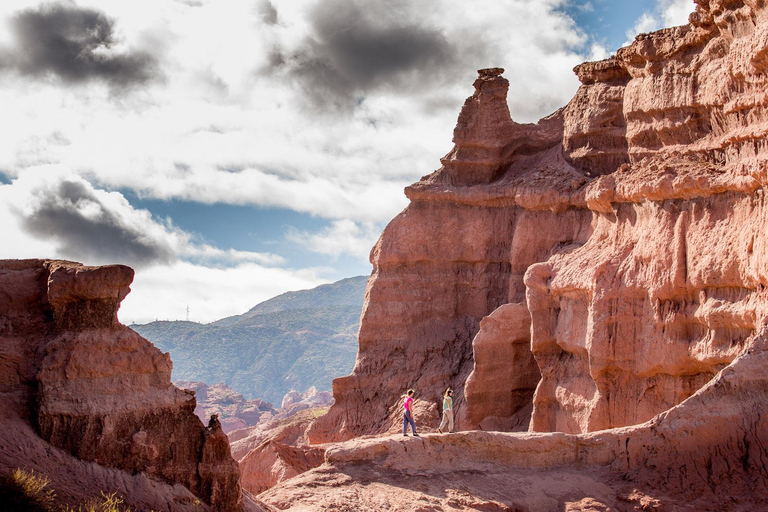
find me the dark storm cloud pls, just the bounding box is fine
[259,0,278,25]
[277,0,455,111]
[0,3,160,87]
[20,180,176,268]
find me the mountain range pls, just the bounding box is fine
[131,275,367,405]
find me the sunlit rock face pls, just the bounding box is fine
[528,0,768,434]
[307,66,590,442]
[263,327,768,511]
[308,0,768,443]
[0,259,242,511]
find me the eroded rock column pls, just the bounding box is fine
[16,260,244,511]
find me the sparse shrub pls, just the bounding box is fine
[310,406,330,418]
[62,491,132,512]
[0,469,136,512]
[0,468,57,512]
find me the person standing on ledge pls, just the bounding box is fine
[403,389,419,437]
[438,388,454,433]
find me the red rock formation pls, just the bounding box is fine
[222,389,333,495]
[463,303,539,431]
[527,0,768,434]
[262,325,768,510]
[233,408,327,496]
[240,441,325,496]
[177,381,277,434]
[0,259,242,511]
[309,0,768,447]
[308,68,589,442]
[564,57,630,175]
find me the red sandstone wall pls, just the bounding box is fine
[310,0,768,442]
[0,259,242,511]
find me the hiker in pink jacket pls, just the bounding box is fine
[402,389,419,436]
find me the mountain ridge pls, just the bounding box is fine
[131,275,367,404]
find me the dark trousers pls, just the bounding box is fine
[403,411,416,434]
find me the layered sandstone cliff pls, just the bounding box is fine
[264,323,768,510]
[308,0,768,446]
[0,259,242,511]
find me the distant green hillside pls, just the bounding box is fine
[132,276,367,404]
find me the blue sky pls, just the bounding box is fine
[0,0,694,323]
[562,0,656,51]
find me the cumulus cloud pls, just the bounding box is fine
[0,2,159,87]
[0,0,597,227]
[121,260,328,324]
[4,170,284,269]
[258,0,278,25]
[624,0,694,46]
[276,0,455,111]
[661,0,695,27]
[17,175,177,267]
[266,0,593,117]
[287,219,382,260]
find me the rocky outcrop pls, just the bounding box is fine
[262,325,768,510]
[280,386,333,417]
[309,0,768,447]
[463,303,539,431]
[232,408,327,496]
[564,57,630,175]
[526,0,768,434]
[176,381,276,434]
[240,440,325,496]
[0,259,242,511]
[307,70,589,441]
[0,414,210,512]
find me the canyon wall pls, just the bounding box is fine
[309,0,768,441]
[0,259,242,511]
[264,325,768,511]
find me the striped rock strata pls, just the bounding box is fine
[308,0,768,444]
[0,259,242,511]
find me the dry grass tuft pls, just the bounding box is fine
[0,469,136,512]
[0,468,57,512]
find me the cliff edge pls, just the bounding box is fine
[0,259,242,511]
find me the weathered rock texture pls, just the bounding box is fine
[463,302,539,431]
[0,259,242,511]
[308,0,768,449]
[219,388,333,496]
[231,407,329,495]
[176,380,277,434]
[263,325,768,510]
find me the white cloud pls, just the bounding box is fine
[587,43,610,62]
[120,260,328,324]
[624,0,694,47]
[0,0,597,224]
[0,172,325,323]
[0,180,59,259]
[662,0,695,27]
[1,169,283,268]
[287,219,382,260]
[0,0,617,323]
